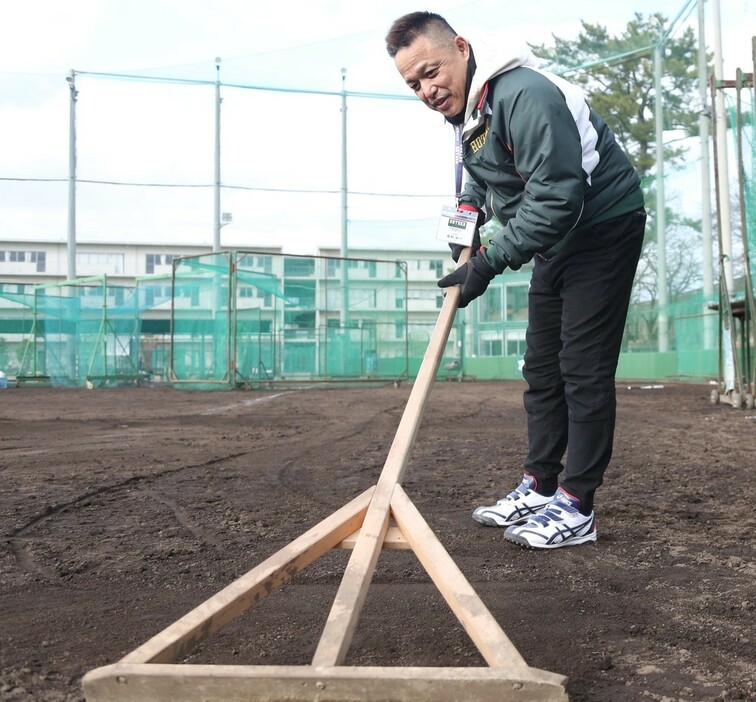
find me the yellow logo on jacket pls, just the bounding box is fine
[469,120,490,154]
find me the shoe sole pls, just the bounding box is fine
[472,512,525,527]
[472,502,552,528]
[503,530,598,549]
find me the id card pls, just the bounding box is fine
[436,206,478,246]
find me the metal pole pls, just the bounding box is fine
[655,42,669,352]
[213,58,222,253]
[698,0,715,350]
[340,68,349,328]
[711,0,733,293]
[66,70,77,281]
[735,68,755,398]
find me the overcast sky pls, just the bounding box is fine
[1,0,753,254]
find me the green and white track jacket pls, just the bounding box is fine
[456,39,644,272]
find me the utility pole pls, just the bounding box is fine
[711,0,733,293]
[698,0,715,349]
[66,70,77,281]
[213,58,222,253]
[655,42,669,352]
[340,68,349,328]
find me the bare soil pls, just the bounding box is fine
[0,380,754,702]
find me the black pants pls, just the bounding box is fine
[521,209,646,514]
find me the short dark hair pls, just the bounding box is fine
[385,11,458,58]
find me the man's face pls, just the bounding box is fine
[394,33,470,118]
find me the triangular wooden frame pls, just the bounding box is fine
[82,251,569,702]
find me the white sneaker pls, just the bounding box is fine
[504,488,597,549]
[472,474,553,527]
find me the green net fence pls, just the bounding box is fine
[168,251,424,388]
[0,248,749,389]
[6,277,141,386]
[726,78,755,268]
[0,284,35,382]
[718,75,756,401]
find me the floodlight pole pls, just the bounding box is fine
[213,58,222,253]
[711,0,734,294]
[654,42,669,352]
[698,0,715,349]
[340,68,349,328]
[66,70,78,281]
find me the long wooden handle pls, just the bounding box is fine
[312,247,471,666]
[378,245,471,487]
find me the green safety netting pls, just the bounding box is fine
[0,284,36,381]
[0,256,749,388]
[8,277,141,386]
[168,251,425,388]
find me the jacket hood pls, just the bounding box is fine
[461,36,537,135]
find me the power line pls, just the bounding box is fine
[74,69,415,101]
[0,176,447,198]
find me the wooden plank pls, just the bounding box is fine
[83,663,569,702]
[310,484,392,666]
[336,525,409,550]
[120,487,374,665]
[390,485,529,674]
[311,250,470,667]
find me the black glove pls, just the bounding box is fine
[450,228,481,263]
[437,251,496,308]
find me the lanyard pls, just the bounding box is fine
[454,124,464,199]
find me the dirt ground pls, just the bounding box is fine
[0,380,754,702]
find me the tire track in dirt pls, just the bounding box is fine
[273,396,407,502]
[3,392,409,579]
[143,487,223,549]
[269,389,498,501]
[2,451,248,578]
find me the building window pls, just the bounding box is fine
[505,330,527,356]
[349,288,373,310]
[238,286,271,307]
[479,284,503,323]
[406,289,438,307]
[505,282,529,321]
[145,253,177,275]
[327,259,341,277]
[78,252,124,275]
[284,258,315,277]
[145,285,172,307]
[479,332,504,356]
[29,251,46,272]
[10,251,25,262]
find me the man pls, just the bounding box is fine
[386,12,646,549]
